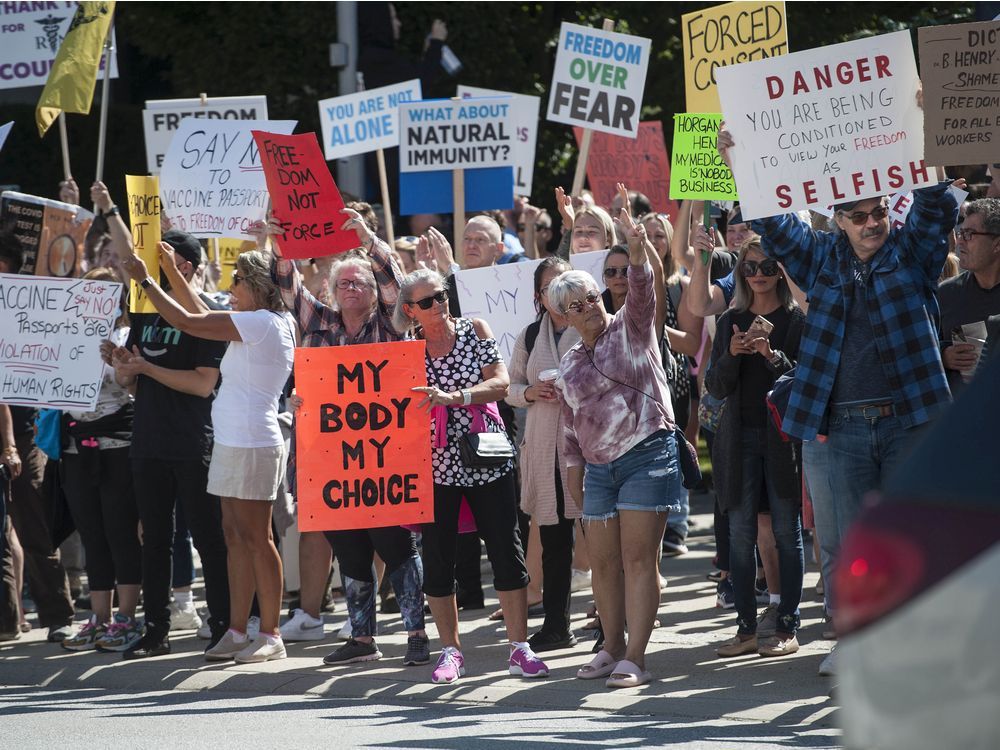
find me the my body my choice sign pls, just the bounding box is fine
[547,22,651,139]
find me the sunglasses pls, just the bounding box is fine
[740,259,781,277]
[409,290,448,310]
[955,228,1000,242]
[839,205,889,226]
[563,291,601,315]
[231,272,244,286]
[603,266,629,279]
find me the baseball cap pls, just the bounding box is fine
[162,230,203,267]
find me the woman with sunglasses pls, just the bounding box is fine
[546,199,681,689]
[264,209,430,669]
[705,235,806,659]
[393,269,550,684]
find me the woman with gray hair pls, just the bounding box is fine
[547,192,680,689]
[121,243,296,664]
[393,268,549,684]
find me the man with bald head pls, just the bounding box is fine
[462,215,506,269]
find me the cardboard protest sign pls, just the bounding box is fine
[251,131,357,260]
[454,259,544,361]
[0,191,92,277]
[887,184,969,230]
[159,118,297,240]
[399,169,515,216]
[294,341,433,532]
[569,249,610,293]
[214,239,251,292]
[399,98,514,173]
[669,114,739,200]
[318,79,421,161]
[918,21,1000,165]
[0,273,121,410]
[0,3,118,90]
[682,1,788,113]
[547,22,651,139]
[0,121,11,153]
[124,175,161,314]
[458,86,541,196]
[143,95,269,173]
[715,30,931,220]
[573,121,674,214]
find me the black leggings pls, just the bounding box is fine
[536,460,575,635]
[422,472,528,598]
[61,447,141,591]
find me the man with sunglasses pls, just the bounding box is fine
[939,198,1000,392]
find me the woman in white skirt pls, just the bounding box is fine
[122,244,295,663]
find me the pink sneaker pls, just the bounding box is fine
[431,646,465,684]
[509,643,550,678]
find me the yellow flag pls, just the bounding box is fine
[36,1,116,137]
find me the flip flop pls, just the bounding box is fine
[605,659,652,688]
[576,649,619,680]
[487,608,504,621]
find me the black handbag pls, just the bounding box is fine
[459,429,515,468]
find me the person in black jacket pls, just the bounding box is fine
[706,236,805,659]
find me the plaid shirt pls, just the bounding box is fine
[751,181,958,441]
[274,237,405,348]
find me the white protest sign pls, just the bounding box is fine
[0,273,121,410]
[399,98,514,173]
[569,249,610,292]
[0,121,11,153]
[716,30,932,220]
[143,96,269,174]
[454,259,544,361]
[0,3,118,90]
[318,79,421,161]
[547,22,651,139]
[159,118,297,240]
[458,86,540,195]
[887,184,968,230]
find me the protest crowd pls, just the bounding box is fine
[2,1,999,697]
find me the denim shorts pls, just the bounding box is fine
[582,430,681,521]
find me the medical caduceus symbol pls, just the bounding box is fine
[34,15,67,53]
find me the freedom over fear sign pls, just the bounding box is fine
[399,98,514,172]
[715,30,931,219]
[547,22,651,138]
[318,79,421,161]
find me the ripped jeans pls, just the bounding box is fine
[582,429,681,521]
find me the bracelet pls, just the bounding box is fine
[140,277,153,289]
[2,446,17,458]
[108,205,120,216]
[461,388,472,406]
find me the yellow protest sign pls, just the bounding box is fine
[215,238,252,291]
[125,174,160,313]
[682,1,788,113]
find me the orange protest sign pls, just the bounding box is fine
[294,341,434,532]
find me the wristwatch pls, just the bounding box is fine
[140,277,153,289]
[105,205,120,216]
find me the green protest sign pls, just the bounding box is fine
[669,113,737,200]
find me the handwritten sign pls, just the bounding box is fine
[669,114,739,200]
[143,95,269,173]
[399,98,514,173]
[547,22,651,139]
[125,175,161,314]
[682,1,788,113]
[0,273,121,410]
[159,118,297,240]
[251,130,356,260]
[574,121,673,213]
[215,239,250,291]
[918,21,1000,166]
[715,30,931,220]
[458,86,540,196]
[887,184,969,230]
[569,249,610,293]
[318,79,421,161]
[0,191,92,277]
[294,341,433,532]
[0,3,118,90]
[455,259,544,361]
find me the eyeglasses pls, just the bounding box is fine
[409,290,448,310]
[839,205,889,226]
[955,228,1000,242]
[231,272,244,286]
[563,291,601,315]
[740,259,781,277]
[603,266,629,279]
[335,278,370,291]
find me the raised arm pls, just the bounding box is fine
[898,179,963,280]
[670,199,698,273]
[664,279,705,358]
[91,181,135,266]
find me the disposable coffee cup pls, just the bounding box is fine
[539,368,559,383]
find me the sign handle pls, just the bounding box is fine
[702,201,712,265]
[453,168,465,266]
[376,148,396,248]
[57,113,71,182]
[570,18,615,197]
[94,23,114,183]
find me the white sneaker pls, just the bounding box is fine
[818,647,837,677]
[247,616,261,641]
[570,569,592,593]
[234,635,287,664]
[169,600,204,631]
[279,608,326,642]
[337,619,352,640]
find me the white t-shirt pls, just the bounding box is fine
[212,309,295,448]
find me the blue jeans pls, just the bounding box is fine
[667,486,690,539]
[728,428,803,636]
[802,439,838,615]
